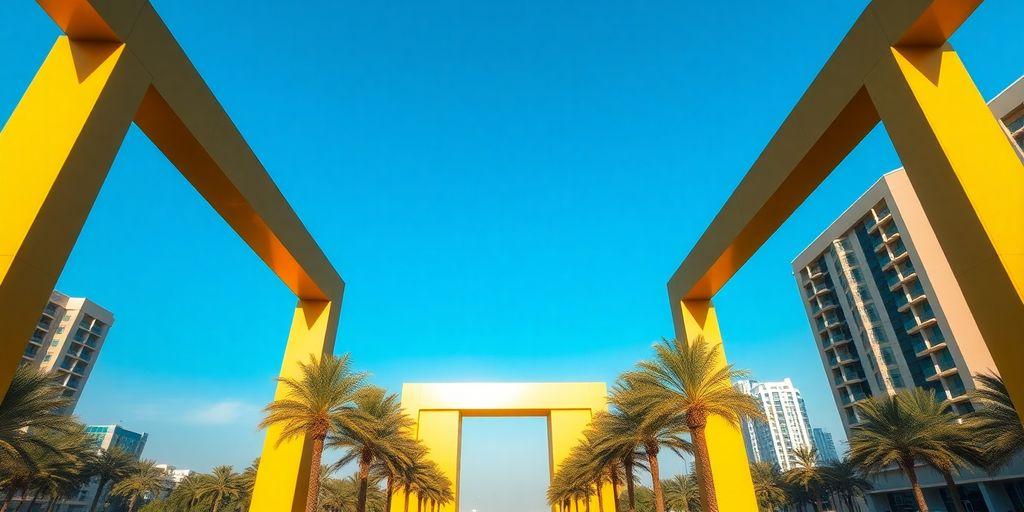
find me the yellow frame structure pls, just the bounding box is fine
[667,0,1024,509]
[394,383,615,512]
[0,2,343,511]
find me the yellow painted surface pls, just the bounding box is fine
[0,37,149,398]
[250,300,339,512]
[3,3,346,511]
[865,44,1024,425]
[394,383,613,512]
[676,301,757,511]
[665,1,1020,507]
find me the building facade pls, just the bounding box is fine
[737,378,816,471]
[791,77,1024,512]
[23,290,113,411]
[811,428,839,464]
[154,464,194,500]
[55,425,150,512]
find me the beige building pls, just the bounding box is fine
[23,291,114,411]
[791,78,1024,511]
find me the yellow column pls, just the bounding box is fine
[0,37,149,397]
[250,300,340,512]
[674,300,757,511]
[390,410,461,512]
[549,410,616,512]
[865,45,1024,420]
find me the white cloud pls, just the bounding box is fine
[185,400,258,426]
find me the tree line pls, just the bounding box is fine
[548,339,1024,512]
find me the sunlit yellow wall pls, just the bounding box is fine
[392,383,614,512]
[675,301,757,511]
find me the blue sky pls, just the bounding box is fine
[2,1,1022,511]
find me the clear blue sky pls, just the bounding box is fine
[2,1,1022,511]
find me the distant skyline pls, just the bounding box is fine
[2,1,1022,511]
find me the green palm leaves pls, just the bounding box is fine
[259,354,367,512]
[967,372,1024,471]
[259,354,451,512]
[549,337,760,512]
[111,460,168,512]
[849,388,975,512]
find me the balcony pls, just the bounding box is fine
[882,250,910,271]
[915,341,948,358]
[925,366,958,382]
[907,317,938,335]
[866,212,893,234]
[889,272,918,292]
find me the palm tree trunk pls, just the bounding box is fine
[306,435,327,512]
[941,470,966,512]
[644,442,665,512]
[813,493,823,512]
[128,495,138,512]
[88,479,108,512]
[24,491,39,512]
[623,456,636,512]
[688,419,719,512]
[212,494,220,512]
[45,496,57,512]
[385,476,394,512]
[585,491,591,512]
[595,480,605,512]
[610,467,619,509]
[901,462,929,512]
[574,497,579,512]
[356,450,373,512]
[403,484,411,512]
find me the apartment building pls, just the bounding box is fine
[811,428,839,464]
[23,291,113,411]
[790,77,1024,511]
[737,378,816,471]
[54,425,150,512]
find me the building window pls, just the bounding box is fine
[1005,107,1024,150]
[881,347,896,365]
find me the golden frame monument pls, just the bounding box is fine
[2,0,1022,510]
[0,1,343,510]
[393,383,615,512]
[666,0,1024,509]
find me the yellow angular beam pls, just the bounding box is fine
[676,301,756,511]
[0,2,346,511]
[393,383,614,512]
[0,37,150,399]
[865,44,1024,431]
[664,0,1024,508]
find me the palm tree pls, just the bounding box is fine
[848,388,973,512]
[110,459,167,512]
[259,354,367,512]
[196,465,243,512]
[370,433,419,512]
[30,426,94,511]
[83,447,137,512]
[662,474,698,512]
[749,462,787,512]
[329,386,414,512]
[824,458,871,512]
[621,337,763,512]
[590,411,645,512]
[603,380,692,512]
[167,474,204,511]
[0,367,74,465]
[787,446,825,511]
[237,458,259,511]
[968,372,1024,470]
